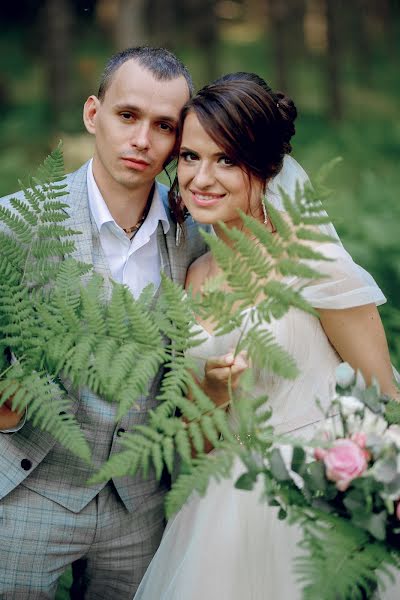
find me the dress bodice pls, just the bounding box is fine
[187,240,386,435]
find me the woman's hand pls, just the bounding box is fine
[202,350,249,409]
[0,396,24,431]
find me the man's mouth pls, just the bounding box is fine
[121,157,151,171]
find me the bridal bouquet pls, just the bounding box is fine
[248,364,400,599]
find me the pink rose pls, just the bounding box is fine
[322,439,368,492]
[396,502,400,520]
[351,432,367,448]
[314,447,327,461]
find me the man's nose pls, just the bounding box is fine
[131,122,150,150]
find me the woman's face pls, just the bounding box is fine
[177,111,263,229]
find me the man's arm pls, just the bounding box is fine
[0,397,26,432]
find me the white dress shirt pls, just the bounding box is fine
[87,160,170,299]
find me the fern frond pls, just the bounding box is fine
[293,509,400,600]
[0,366,91,462]
[261,281,318,318]
[239,324,299,379]
[0,205,32,243]
[165,447,235,518]
[296,227,336,243]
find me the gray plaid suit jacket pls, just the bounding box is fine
[0,162,209,512]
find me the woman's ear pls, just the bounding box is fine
[83,95,100,135]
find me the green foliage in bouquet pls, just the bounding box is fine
[232,363,400,599]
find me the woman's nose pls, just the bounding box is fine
[192,162,215,188]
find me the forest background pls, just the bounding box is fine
[0,1,399,597]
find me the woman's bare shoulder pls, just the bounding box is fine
[185,252,212,294]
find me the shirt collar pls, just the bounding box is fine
[86,159,170,235]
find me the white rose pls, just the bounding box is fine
[338,395,364,417]
[384,425,400,449]
[360,408,388,436]
[314,415,344,440]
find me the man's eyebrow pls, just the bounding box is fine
[114,104,178,125]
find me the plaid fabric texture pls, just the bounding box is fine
[0,163,209,596]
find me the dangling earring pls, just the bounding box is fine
[261,194,269,224]
[175,224,182,247]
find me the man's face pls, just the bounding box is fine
[83,60,190,197]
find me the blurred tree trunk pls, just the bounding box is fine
[114,0,149,50]
[148,0,177,49]
[288,0,307,59]
[351,0,371,83]
[42,0,73,129]
[184,0,218,84]
[325,0,342,120]
[267,0,290,92]
[380,0,399,64]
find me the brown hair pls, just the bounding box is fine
[97,46,194,101]
[169,73,297,224]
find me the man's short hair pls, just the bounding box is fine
[97,46,194,100]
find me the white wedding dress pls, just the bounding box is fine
[134,158,394,600]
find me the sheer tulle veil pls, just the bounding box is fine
[269,155,386,307]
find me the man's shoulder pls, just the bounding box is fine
[0,162,90,208]
[64,162,90,194]
[155,180,169,212]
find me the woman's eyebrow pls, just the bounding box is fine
[180,146,226,158]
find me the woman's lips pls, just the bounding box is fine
[121,157,150,171]
[190,191,225,207]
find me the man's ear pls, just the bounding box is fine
[83,95,100,135]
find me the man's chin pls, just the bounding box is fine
[117,172,154,191]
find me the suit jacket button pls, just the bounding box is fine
[21,459,32,471]
[117,428,125,437]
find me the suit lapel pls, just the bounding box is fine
[63,163,95,268]
[63,163,113,296]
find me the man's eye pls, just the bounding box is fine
[120,112,133,120]
[179,151,198,162]
[159,122,174,132]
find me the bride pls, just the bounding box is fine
[134,74,399,599]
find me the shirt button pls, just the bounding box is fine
[116,428,126,437]
[21,459,32,471]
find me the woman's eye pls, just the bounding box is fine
[219,156,234,166]
[179,151,198,162]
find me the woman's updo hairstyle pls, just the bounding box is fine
[170,72,297,224]
[215,72,297,156]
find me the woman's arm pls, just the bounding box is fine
[318,303,399,399]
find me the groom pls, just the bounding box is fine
[0,47,208,598]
